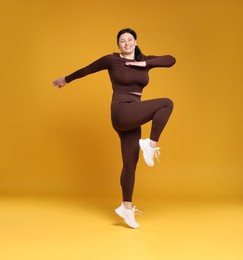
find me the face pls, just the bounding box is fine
[118,32,137,55]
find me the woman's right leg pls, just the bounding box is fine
[114,127,141,229]
[117,127,141,204]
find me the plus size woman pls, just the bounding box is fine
[53,28,176,229]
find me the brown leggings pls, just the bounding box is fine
[111,92,174,202]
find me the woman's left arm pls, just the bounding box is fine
[145,55,176,68]
[125,55,176,68]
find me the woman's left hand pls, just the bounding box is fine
[125,61,146,67]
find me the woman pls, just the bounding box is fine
[53,28,176,229]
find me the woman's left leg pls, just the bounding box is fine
[112,96,173,167]
[112,97,173,142]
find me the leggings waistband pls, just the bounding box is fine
[112,91,141,102]
[113,91,141,96]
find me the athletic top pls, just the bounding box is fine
[65,53,176,94]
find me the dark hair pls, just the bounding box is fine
[117,28,143,61]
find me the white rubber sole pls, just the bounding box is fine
[139,139,154,167]
[115,208,139,229]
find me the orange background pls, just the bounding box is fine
[1,0,243,200]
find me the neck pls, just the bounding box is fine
[120,52,135,60]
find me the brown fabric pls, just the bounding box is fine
[65,52,176,202]
[111,92,173,201]
[65,53,175,94]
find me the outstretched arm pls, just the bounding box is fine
[52,54,112,88]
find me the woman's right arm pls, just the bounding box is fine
[53,54,112,88]
[53,77,67,88]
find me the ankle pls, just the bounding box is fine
[123,201,132,209]
[149,140,158,148]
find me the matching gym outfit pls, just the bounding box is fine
[65,53,176,202]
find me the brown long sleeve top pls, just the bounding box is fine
[65,53,176,94]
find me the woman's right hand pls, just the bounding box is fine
[53,77,67,88]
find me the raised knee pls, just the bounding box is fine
[165,98,174,111]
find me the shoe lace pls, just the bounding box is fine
[153,147,160,162]
[132,206,143,216]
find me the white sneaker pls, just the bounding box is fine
[115,203,142,229]
[139,138,160,167]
